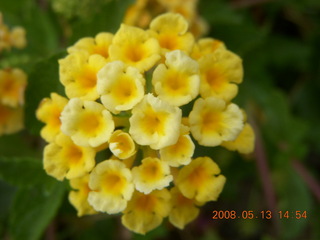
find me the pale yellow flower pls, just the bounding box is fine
[160,124,194,167]
[9,27,27,49]
[199,49,243,102]
[36,93,68,142]
[176,156,226,202]
[152,50,200,106]
[0,13,26,51]
[132,157,172,194]
[129,94,181,149]
[122,189,171,235]
[69,174,97,217]
[148,13,194,54]
[67,32,113,59]
[109,130,136,159]
[88,159,134,214]
[189,15,209,39]
[191,38,226,60]
[169,186,199,229]
[97,61,145,114]
[0,68,27,107]
[59,52,107,100]
[43,133,96,180]
[189,97,243,147]
[221,123,255,154]
[109,24,160,72]
[60,98,115,148]
[0,103,23,135]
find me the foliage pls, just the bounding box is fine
[0,0,319,239]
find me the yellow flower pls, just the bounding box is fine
[159,0,196,21]
[221,123,255,154]
[152,50,200,106]
[176,156,226,202]
[59,52,107,100]
[123,0,157,29]
[191,38,226,60]
[148,13,194,54]
[9,27,27,49]
[129,93,181,149]
[132,157,172,194]
[88,159,134,214]
[60,98,115,148]
[0,13,26,51]
[36,93,68,142]
[0,68,27,108]
[0,103,23,135]
[69,174,97,217]
[109,130,136,159]
[160,124,194,167]
[122,189,171,235]
[189,15,209,39]
[109,24,160,72]
[67,32,113,59]
[189,97,243,147]
[169,186,199,229]
[199,49,243,102]
[43,133,96,180]
[97,61,145,114]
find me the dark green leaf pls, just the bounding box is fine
[274,163,312,239]
[69,0,135,43]
[9,182,65,240]
[0,157,56,191]
[25,52,66,135]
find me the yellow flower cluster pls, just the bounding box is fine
[37,13,255,234]
[0,12,26,52]
[124,0,208,38]
[0,13,27,136]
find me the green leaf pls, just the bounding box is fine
[0,157,56,191]
[25,51,66,135]
[9,181,65,240]
[274,163,312,239]
[0,180,16,236]
[69,0,135,43]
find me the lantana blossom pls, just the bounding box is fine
[60,98,115,148]
[67,32,113,59]
[97,61,145,114]
[69,174,97,217]
[0,12,26,51]
[0,103,23,135]
[43,133,96,180]
[37,12,254,235]
[109,130,136,159]
[129,93,181,149]
[88,159,134,214]
[109,24,160,72]
[59,52,107,100]
[168,186,200,229]
[0,68,27,107]
[160,124,195,167]
[199,49,243,102]
[189,97,244,147]
[152,50,200,106]
[191,38,226,60]
[221,123,255,154]
[148,12,194,54]
[121,189,171,235]
[132,157,173,194]
[36,93,68,142]
[176,156,226,202]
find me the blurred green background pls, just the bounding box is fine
[0,0,320,239]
